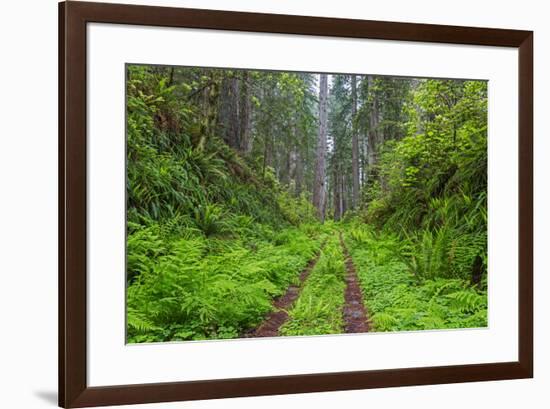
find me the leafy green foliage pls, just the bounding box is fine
[345,226,487,332]
[362,79,488,284]
[127,227,322,342]
[277,191,318,226]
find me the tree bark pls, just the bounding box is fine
[239,71,252,154]
[294,143,303,196]
[333,163,341,221]
[351,75,360,209]
[197,70,220,150]
[230,77,241,149]
[168,67,175,86]
[367,76,379,180]
[360,131,367,187]
[312,74,328,222]
[219,75,240,150]
[340,173,345,217]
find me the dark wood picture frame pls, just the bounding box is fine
[59,1,533,407]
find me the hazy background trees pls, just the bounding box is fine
[128,65,487,231]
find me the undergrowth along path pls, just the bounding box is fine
[339,233,369,333]
[247,241,326,338]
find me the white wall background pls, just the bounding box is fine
[0,0,546,408]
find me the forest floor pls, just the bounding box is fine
[127,221,487,343]
[247,241,326,337]
[248,231,369,338]
[243,223,488,339]
[340,233,370,333]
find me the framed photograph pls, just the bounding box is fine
[59,1,533,407]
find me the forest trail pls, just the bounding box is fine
[339,233,370,333]
[247,241,326,338]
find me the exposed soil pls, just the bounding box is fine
[339,233,370,333]
[246,243,325,338]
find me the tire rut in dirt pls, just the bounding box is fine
[246,242,326,338]
[339,233,369,333]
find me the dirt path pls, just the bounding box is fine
[246,242,325,338]
[339,233,369,333]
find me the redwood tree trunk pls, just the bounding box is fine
[295,144,303,196]
[333,163,341,221]
[367,75,379,180]
[219,75,240,150]
[239,71,252,154]
[312,74,328,222]
[351,75,360,209]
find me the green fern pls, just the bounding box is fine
[446,289,485,313]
